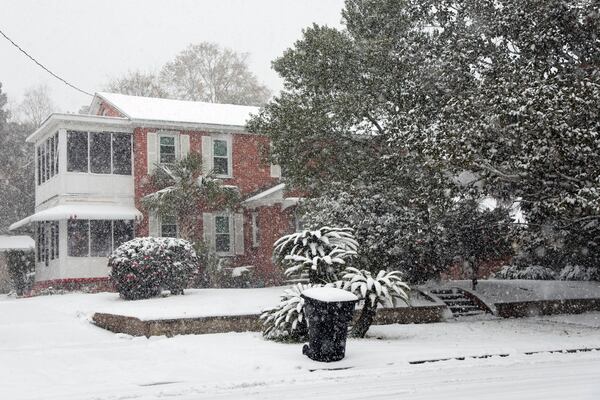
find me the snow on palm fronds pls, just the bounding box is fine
[331,267,410,307]
[260,283,314,341]
[273,227,358,283]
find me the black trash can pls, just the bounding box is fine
[301,287,358,362]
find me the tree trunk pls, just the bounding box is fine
[351,300,377,338]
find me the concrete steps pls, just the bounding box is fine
[430,287,488,317]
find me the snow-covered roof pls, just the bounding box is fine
[0,235,35,250]
[9,203,143,231]
[242,183,301,210]
[94,92,259,128]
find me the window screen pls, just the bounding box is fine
[159,136,176,164]
[112,133,132,175]
[213,139,229,175]
[68,220,89,257]
[67,131,89,172]
[90,220,112,256]
[90,132,112,174]
[215,214,231,253]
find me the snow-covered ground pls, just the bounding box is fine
[1,292,600,400]
[43,286,434,321]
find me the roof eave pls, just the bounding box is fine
[26,114,132,143]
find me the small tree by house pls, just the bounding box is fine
[109,237,198,300]
[273,227,358,284]
[142,153,240,244]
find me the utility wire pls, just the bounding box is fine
[0,27,93,97]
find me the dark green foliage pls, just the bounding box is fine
[109,237,198,300]
[249,0,599,280]
[6,250,35,296]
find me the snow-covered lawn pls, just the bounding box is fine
[1,293,600,400]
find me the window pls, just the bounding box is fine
[68,220,89,257]
[160,215,178,238]
[36,221,59,265]
[67,131,132,175]
[159,136,176,164]
[90,132,112,174]
[113,220,134,248]
[90,220,112,257]
[54,133,59,175]
[67,219,135,257]
[215,214,232,253]
[48,136,54,180]
[251,212,260,248]
[213,139,230,176]
[112,133,132,175]
[36,147,41,185]
[67,131,89,172]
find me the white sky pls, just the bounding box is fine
[0,0,345,113]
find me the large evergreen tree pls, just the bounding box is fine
[248,1,515,282]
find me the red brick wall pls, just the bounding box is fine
[237,205,295,284]
[96,101,123,117]
[132,128,291,280]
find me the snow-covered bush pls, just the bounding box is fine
[559,265,600,281]
[6,250,35,296]
[109,237,198,300]
[331,267,410,337]
[493,264,556,280]
[273,227,358,283]
[260,283,315,342]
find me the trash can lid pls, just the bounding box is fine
[302,287,359,303]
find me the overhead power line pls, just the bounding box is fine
[0,27,93,97]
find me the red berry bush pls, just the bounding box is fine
[109,237,198,300]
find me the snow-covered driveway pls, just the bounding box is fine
[1,293,599,400]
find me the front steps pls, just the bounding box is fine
[430,287,488,317]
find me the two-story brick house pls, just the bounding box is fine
[9,92,300,291]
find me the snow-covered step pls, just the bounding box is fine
[430,287,489,317]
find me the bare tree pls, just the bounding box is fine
[103,70,167,98]
[18,84,57,128]
[160,42,271,105]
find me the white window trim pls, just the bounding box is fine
[212,134,233,179]
[214,212,234,256]
[158,132,179,165]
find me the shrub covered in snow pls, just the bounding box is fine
[273,227,358,284]
[558,265,600,281]
[6,250,35,296]
[260,283,314,342]
[330,267,410,337]
[109,237,198,300]
[493,264,556,280]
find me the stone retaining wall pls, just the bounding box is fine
[494,298,600,318]
[93,305,447,337]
